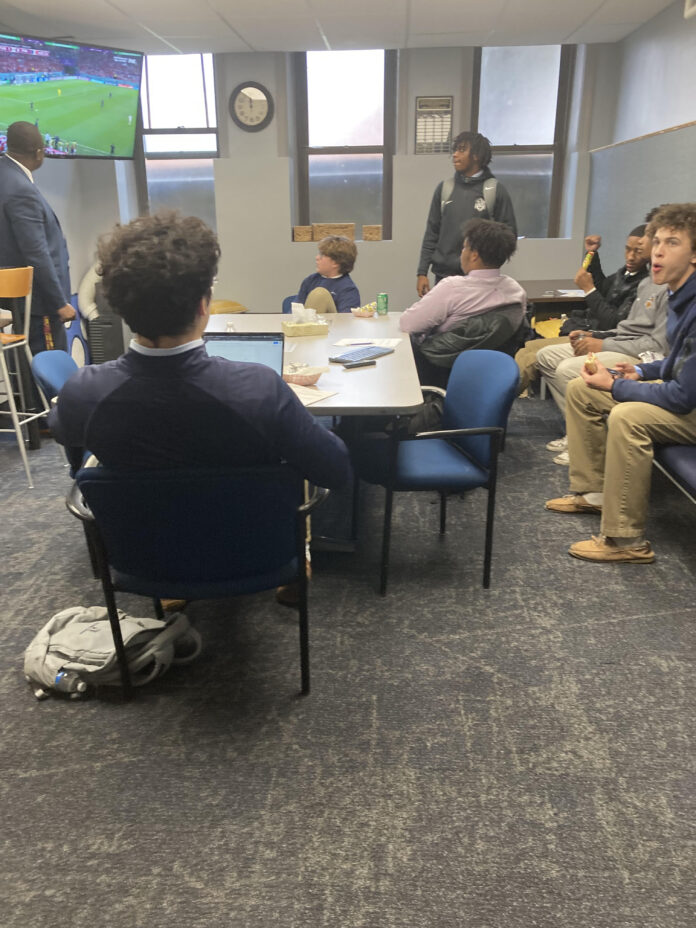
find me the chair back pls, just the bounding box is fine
[75,465,306,599]
[0,266,33,339]
[209,300,248,314]
[282,295,298,314]
[441,349,519,466]
[31,350,79,399]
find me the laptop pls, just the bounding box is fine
[203,332,284,375]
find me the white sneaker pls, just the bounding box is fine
[553,450,570,465]
[546,435,568,452]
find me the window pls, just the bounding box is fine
[293,50,396,240]
[141,53,218,157]
[140,54,218,228]
[474,45,574,238]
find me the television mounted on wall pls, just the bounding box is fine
[0,32,143,159]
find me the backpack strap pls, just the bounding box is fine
[482,177,497,217]
[440,176,455,214]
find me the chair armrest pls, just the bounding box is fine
[66,482,93,522]
[412,425,504,441]
[299,485,330,515]
[420,385,447,399]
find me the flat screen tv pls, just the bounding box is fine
[0,32,143,159]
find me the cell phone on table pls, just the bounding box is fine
[344,359,376,369]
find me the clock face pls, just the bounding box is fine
[229,82,274,132]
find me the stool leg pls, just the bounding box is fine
[0,353,33,488]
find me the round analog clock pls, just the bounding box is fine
[228,81,274,132]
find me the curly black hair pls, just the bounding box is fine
[460,218,517,267]
[96,211,221,339]
[452,131,492,169]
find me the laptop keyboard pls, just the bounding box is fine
[329,346,395,364]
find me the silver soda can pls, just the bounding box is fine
[376,292,388,315]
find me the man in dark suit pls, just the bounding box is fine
[0,121,75,354]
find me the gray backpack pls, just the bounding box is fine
[24,606,202,699]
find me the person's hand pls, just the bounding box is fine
[584,235,601,252]
[568,329,590,342]
[57,304,76,322]
[573,268,594,291]
[580,359,615,391]
[613,361,641,381]
[572,335,603,356]
[416,275,430,298]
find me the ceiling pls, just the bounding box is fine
[0,0,676,56]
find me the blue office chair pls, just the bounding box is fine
[67,465,328,697]
[31,349,79,401]
[32,349,86,477]
[282,294,298,313]
[351,350,519,595]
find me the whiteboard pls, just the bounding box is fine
[586,123,696,270]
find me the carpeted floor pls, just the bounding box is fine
[1,396,694,927]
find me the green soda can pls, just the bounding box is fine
[376,292,388,315]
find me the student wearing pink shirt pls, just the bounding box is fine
[400,219,526,386]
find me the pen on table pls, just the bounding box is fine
[346,341,373,346]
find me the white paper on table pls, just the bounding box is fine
[333,338,402,348]
[556,289,586,297]
[287,383,338,406]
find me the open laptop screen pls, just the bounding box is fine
[203,332,284,375]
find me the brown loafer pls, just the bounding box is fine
[545,494,602,514]
[569,535,655,563]
[275,583,300,608]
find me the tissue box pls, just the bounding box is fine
[281,320,330,337]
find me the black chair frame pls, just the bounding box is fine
[67,476,328,699]
[379,424,504,596]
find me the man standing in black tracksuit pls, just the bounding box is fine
[416,131,517,298]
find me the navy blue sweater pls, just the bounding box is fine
[48,344,352,488]
[613,271,696,414]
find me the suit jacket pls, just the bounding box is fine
[0,153,70,317]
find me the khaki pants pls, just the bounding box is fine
[536,343,639,414]
[515,337,567,392]
[303,287,338,314]
[565,378,696,537]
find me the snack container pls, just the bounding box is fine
[283,368,323,386]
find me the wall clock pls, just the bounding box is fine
[228,81,274,132]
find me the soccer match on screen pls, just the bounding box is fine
[0,33,143,159]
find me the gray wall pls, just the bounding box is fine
[611,0,696,144]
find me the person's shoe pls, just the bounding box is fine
[275,583,300,608]
[275,559,312,609]
[569,535,655,563]
[546,435,568,452]
[545,494,602,514]
[553,450,570,465]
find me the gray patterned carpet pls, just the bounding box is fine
[1,396,694,928]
